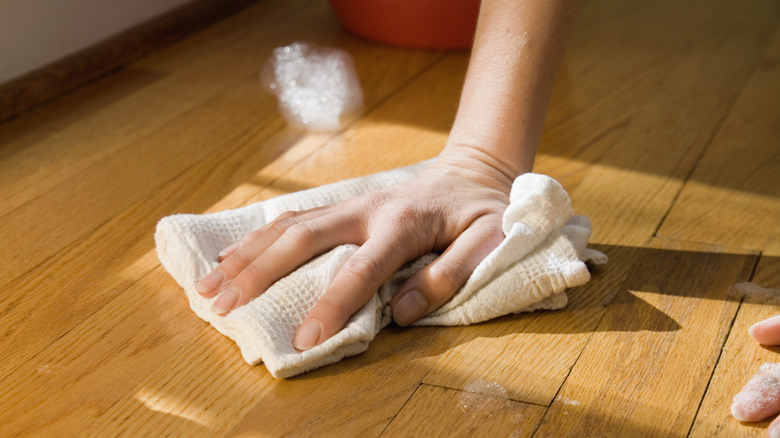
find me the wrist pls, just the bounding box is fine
[430,144,523,194]
[444,112,539,179]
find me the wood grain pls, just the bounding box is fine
[380,384,547,438]
[689,255,780,437]
[0,0,347,219]
[534,239,758,437]
[0,0,259,123]
[0,1,441,383]
[220,327,451,438]
[539,0,779,248]
[420,0,778,409]
[657,26,780,256]
[0,267,205,436]
[0,0,777,435]
[422,245,631,406]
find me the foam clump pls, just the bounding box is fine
[728,282,780,305]
[458,379,511,416]
[261,42,363,131]
[732,362,780,422]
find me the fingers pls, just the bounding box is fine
[196,206,361,315]
[217,205,337,261]
[749,315,780,346]
[731,363,780,422]
[769,412,780,437]
[292,231,409,351]
[198,210,308,297]
[390,216,504,326]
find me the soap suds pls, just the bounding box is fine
[732,362,780,422]
[261,42,363,131]
[556,395,581,406]
[728,282,780,305]
[458,379,511,416]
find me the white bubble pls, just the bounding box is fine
[556,395,580,406]
[728,282,780,305]
[458,379,511,416]
[260,42,363,131]
[732,362,780,422]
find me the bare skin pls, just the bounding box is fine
[730,316,780,437]
[195,0,582,351]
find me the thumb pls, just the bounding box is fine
[731,363,780,422]
[390,218,504,325]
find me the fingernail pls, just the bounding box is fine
[748,322,759,338]
[195,270,223,294]
[393,290,428,326]
[219,241,242,259]
[211,286,240,315]
[770,422,780,438]
[730,401,746,421]
[293,320,322,351]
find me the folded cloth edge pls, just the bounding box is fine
[155,161,606,378]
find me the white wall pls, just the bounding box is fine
[0,0,193,84]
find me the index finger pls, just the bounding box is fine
[292,231,410,351]
[749,315,780,345]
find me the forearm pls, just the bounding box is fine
[439,0,582,181]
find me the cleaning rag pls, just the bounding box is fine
[155,160,606,378]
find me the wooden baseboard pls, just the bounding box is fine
[0,0,260,123]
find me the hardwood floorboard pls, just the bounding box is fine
[0,0,260,123]
[422,0,778,411]
[0,1,441,387]
[533,239,758,437]
[380,384,547,438]
[689,256,780,437]
[657,26,780,256]
[0,0,778,435]
[0,0,334,218]
[422,244,631,406]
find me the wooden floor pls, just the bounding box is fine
[1,0,778,436]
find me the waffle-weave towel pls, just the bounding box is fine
[155,161,606,378]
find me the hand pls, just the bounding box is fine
[731,315,780,437]
[194,155,515,351]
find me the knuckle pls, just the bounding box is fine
[340,254,383,283]
[312,296,351,327]
[245,226,270,242]
[277,210,299,220]
[362,191,390,209]
[352,191,391,220]
[234,263,265,291]
[246,228,263,240]
[268,215,297,237]
[282,222,318,245]
[222,250,252,273]
[429,262,467,294]
[482,223,505,243]
[376,201,426,235]
[390,202,419,224]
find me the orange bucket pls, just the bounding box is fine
[328,0,481,50]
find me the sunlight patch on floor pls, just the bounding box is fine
[135,387,215,428]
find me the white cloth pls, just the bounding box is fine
[155,161,606,378]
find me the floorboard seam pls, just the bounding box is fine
[0,106,262,299]
[377,381,424,437]
[529,269,631,437]
[0,49,452,425]
[246,51,450,194]
[650,38,772,242]
[0,263,159,388]
[684,253,762,437]
[0,66,256,222]
[0,50,449,293]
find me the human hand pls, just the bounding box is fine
[731,315,780,437]
[194,155,516,351]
